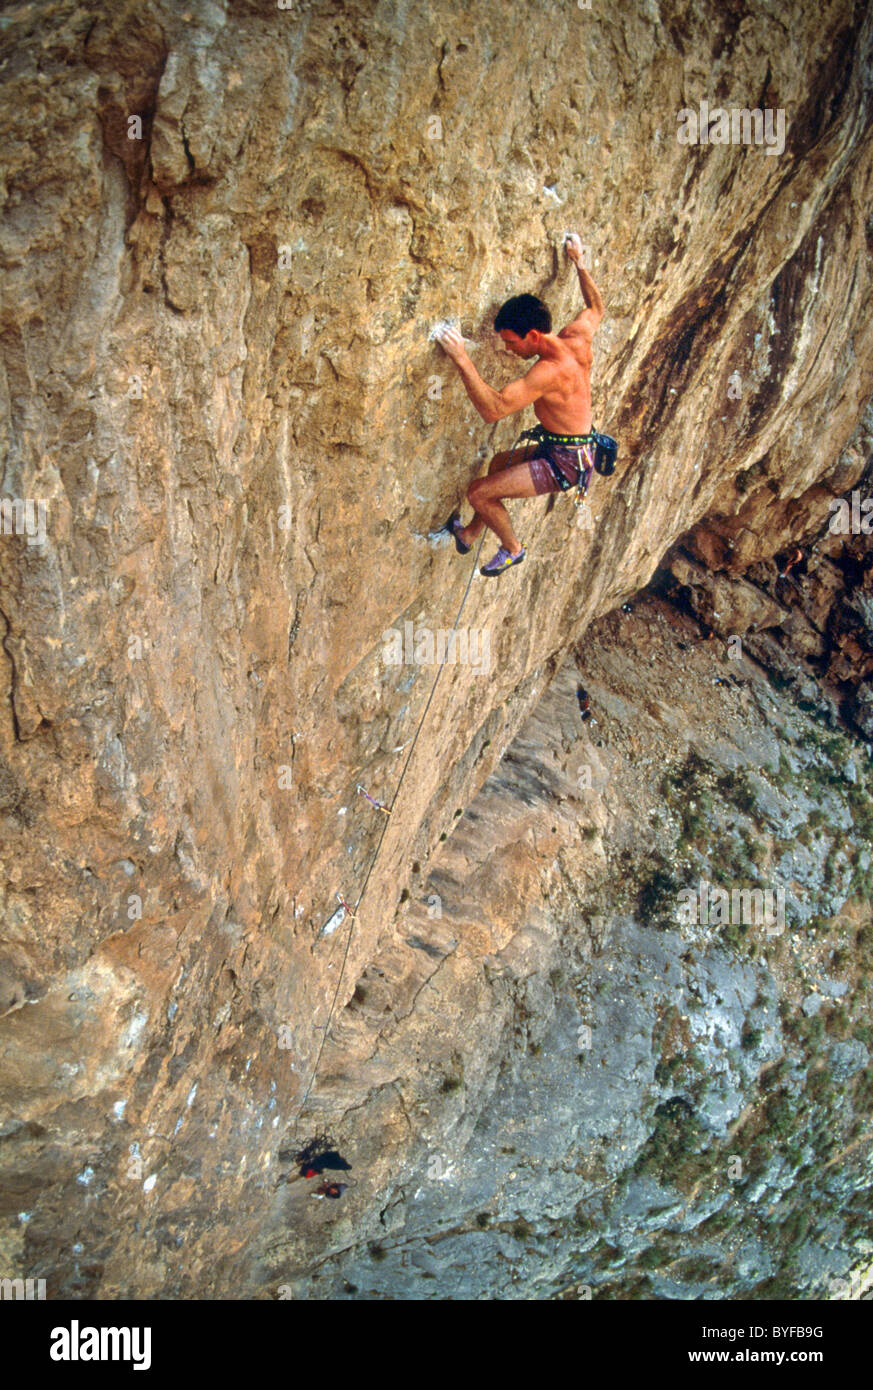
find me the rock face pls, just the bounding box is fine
[1,0,872,1298]
[259,600,873,1300]
[661,411,873,731]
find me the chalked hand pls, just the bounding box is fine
[434,325,468,361]
[563,232,585,264]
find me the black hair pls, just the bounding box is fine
[494,294,552,338]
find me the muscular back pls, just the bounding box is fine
[532,326,595,435]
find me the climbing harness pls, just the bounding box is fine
[513,423,617,514]
[515,424,590,503]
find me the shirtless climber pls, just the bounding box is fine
[434,233,604,576]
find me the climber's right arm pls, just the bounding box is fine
[563,234,604,336]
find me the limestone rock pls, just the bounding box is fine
[1,0,873,1298]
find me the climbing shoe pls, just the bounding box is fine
[444,510,471,554]
[480,545,525,577]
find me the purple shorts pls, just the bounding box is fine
[526,440,594,496]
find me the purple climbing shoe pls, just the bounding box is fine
[444,510,471,554]
[480,545,525,577]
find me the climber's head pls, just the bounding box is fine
[494,294,552,357]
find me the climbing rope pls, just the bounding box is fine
[294,525,487,1127]
[292,435,538,1128]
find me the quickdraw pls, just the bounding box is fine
[356,783,391,815]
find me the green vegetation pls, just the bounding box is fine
[511,1218,534,1241]
[764,1090,795,1140]
[637,857,686,930]
[847,782,873,841]
[741,1022,763,1050]
[779,1207,813,1261]
[723,915,753,954]
[699,1205,739,1235]
[774,750,794,789]
[677,1253,719,1282]
[633,1098,713,1190]
[715,768,759,818]
[825,1004,851,1040]
[564,693,873,1300]
[654,1055,681,1086]
[637,1242,672,1270]
[851,857,873,903]
[660,750,714,797]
